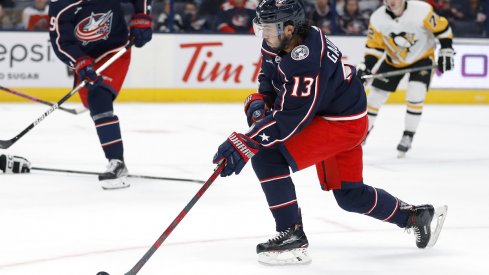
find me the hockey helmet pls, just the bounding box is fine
[253,0,306,39]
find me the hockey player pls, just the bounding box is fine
[357,0,455,157]
[212,0,447,265]
[48,0,153,189]
[0,154,31,173]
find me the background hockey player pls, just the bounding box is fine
[357,0,455,157]
[212,0,447,265]
[48,0,153,189]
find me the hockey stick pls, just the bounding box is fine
[0,85,87,115]
[361,64,438,80]
[108,163,225,275]
[0,42,133,149]
[31,166,205,184]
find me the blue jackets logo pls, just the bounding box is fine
[75,11,113,45]
[291,45,309,61]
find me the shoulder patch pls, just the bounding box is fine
[291,45,309,61]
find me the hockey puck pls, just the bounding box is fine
[96,272,109,275]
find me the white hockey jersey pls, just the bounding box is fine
[364,0,453,68]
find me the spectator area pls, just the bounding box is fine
[0,0,487,37]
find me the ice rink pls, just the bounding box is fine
[0,103,488,275]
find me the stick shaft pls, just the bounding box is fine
[31,166,205,184]
[361,65,437,80]
[124,164,224,275]
[0,86,86,114]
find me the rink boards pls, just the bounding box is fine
[0,32,488,103]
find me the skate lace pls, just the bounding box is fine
[270,228,292,243]
[106,160,121,173]
[405,227,421,242]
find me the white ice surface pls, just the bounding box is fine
[0,103,488,275]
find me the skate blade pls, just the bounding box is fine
[258,248,311,265]
[101,176,130,190]
[397,150,406,158]
[427,205,448,247]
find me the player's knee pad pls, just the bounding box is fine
[406,81,427,103]
[367,88,390,113]
[251,148,290,180]
[87,86,116,119]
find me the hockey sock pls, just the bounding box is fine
[404,81,426,132]
[94,115,124,160]
[333,184,410,228]
[260,174,299,232]
[88,87,124,160]
[366,88,390,131]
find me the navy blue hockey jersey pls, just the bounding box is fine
[247,27,367,147]
[48,0,151,67]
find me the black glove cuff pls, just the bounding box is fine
[364,55,378,71]
[439,38,453,49]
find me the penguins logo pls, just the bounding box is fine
[387,32,417,60]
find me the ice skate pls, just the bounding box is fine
[397,131,414,158]
[99,159,130,190]
[256,224,311,265]
[405,204,448,248]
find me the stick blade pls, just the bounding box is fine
[0,139,14,149]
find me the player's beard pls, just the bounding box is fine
[273,35,294,53]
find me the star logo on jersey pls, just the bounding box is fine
[259,133,270,142]
[291,45,309,61]
[75,11,113,45]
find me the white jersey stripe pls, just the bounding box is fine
[321,109,367,121]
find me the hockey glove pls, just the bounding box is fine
[437,48,455,73]
[74,56,102,91]
[244,93,267,126]
[129,13,153,48]
[213,132,260,177]
[0,154,31,173]
[356,63,372,85]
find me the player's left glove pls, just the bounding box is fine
[74,56,103,91]
[213,132,260,177]
[129,13,153,48]
[244,93,267,126]
[437,48,455,73]
[0,154,31,173]
[356,63,372,85]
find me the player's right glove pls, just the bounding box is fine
[74,56,102,90]
[129,13,153,48]
[356,63,372,85]
[437,48,455,73]
[0,154,31,173]
[212,132,260,177]
[244,93,267,126]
